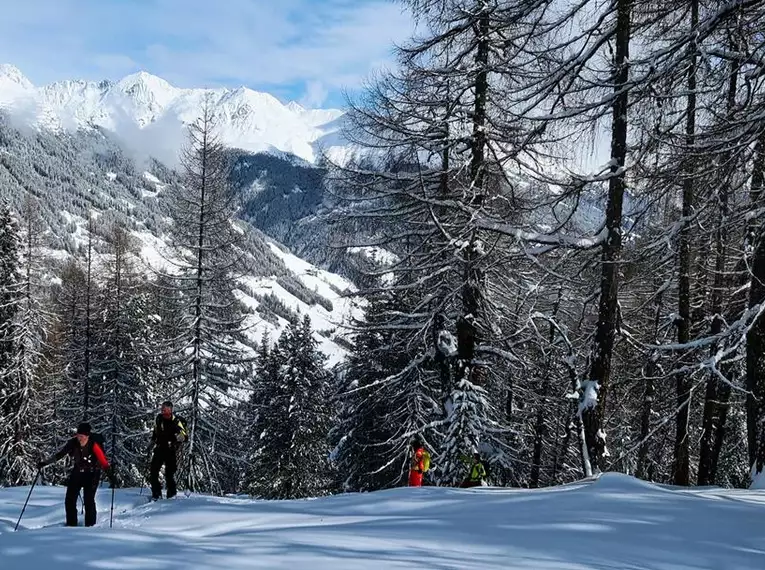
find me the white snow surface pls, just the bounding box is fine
[750,465,765,490]
[0,64,347,164]
[1,474,764,568]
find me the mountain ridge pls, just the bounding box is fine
[0,64,348,164]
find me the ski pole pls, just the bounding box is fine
[108,464,117,528]
[109,480,115,528]
[14,470,40,531]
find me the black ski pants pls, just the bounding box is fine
[150,445,178,499]
[65,470,101,527]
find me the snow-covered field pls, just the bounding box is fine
[1,474,764,569]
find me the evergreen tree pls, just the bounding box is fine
[4,197,54,485]
[244,336,283,496]
[51,259,90,432]
[92,223,153,485]
[242,333,272,494]
[331,288,439,491]
[160,99,251,493]
[249,316,333,499]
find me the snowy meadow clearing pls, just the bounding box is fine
[1,474,764,569]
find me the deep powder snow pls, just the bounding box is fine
[1,473,764,569]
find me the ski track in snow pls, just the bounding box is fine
[1,474,764,569]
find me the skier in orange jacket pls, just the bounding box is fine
[408,438,429,486]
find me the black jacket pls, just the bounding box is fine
[49,436,110,473]
[151,414,187,449]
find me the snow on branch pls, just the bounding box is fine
[476,218,608,250]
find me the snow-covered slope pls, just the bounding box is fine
[0,64,346,164]
[46,210,358,368]
[1,474,764,568]
[0,114,359,364]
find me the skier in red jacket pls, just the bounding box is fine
[38,422,115,527]
[409,438,426,487]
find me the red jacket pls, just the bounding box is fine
[409,447,424,486]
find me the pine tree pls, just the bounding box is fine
[3,197,54,484]
[244,336,283,496]
[280,315,333,497]
[92,223,153,485]
[331,288,440,491]
[49,215,101,429]
[329,0,552,489]
[51,254,98,438]
[249,316,333,499]
[160,99,251,493]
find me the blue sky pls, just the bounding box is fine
[0,0,413,108]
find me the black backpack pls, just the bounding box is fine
[89,432,107,460]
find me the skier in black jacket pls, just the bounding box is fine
[149,401,187,500]
[38,422,116,527]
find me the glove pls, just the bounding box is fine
[176,433,185,443]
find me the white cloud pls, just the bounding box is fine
[299,81,329,108]
[0,0,413,104]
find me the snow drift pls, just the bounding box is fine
[1,474,764,569]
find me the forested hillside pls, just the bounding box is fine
[4,0,765,500]
[0,110,358,494]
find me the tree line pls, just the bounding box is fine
[0,103,333,497]
[327,0,765,490]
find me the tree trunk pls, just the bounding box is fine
[188,108,211,492]
[458,2,489,387]
[698,49,737,486]
[672,0,698,487]
[581,0,631,475]
[531,290,563,488]
[110,232,123,469]
[637,288,663,480]
[746,137,765,478]
[83,216,94,420]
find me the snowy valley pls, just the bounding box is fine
[0,83,360,365]
[0,63,368,365]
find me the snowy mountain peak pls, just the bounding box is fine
[0,63,350,164]
[116,71,177,102]
[0,64,32,87]
[0,63,34,94]
[220,85,285,111]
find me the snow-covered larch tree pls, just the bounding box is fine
[160,98,251,493]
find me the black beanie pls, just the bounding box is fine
[161,401,173,408]
[76,422,92,435]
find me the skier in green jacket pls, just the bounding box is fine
[461,452,486,488]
